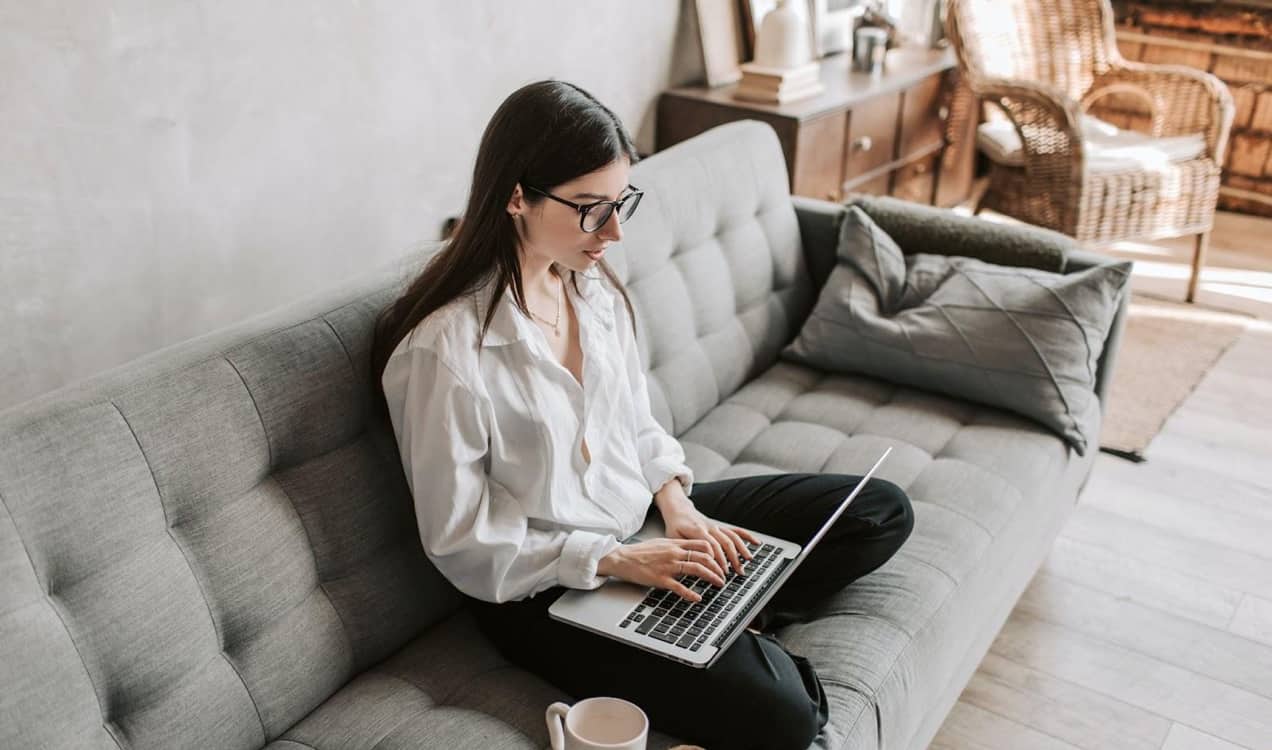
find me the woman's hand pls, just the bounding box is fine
[661,503,761,578]
[597,538,727,603]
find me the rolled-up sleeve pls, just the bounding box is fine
[382,346,620,603]
[616,299,695,497]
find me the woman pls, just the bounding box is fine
[373,80,914,750]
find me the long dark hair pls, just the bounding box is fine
[371,80,641,420]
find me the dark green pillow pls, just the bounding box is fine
[847,195,1070,273]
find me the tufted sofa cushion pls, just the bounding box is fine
[0,268,456,749]
[602,120,817,437]
[676,359,1099,749]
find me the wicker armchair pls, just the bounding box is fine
[947,0,1235,302]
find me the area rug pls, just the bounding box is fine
[1098,292,1254,462]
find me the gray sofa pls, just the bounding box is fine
[0,120,1127,750]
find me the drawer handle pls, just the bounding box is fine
[914,162,928,174]
[939,105,950,120]
[852,136,874,152]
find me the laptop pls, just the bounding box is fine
[549,446,892,669]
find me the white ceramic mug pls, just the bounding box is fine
[546,696,648,750]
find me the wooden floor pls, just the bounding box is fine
[928,209,1272,750]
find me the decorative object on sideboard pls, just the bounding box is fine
[859,2,899,43]
[734,0,827,103]
[853,25,889,74]
[741,0,818,61]
[695,0,746,86]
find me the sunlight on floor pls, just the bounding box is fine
[1105,240,1181,258]
[1127,259,1272,288]
[1129,301,1259,326]
[1196,282,1272,306]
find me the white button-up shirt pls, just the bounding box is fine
[381,264,695,604]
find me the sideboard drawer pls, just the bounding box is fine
[843,93,900,186]
[890,154,938,204]
[844,174,893,199]
[899,73,946,158]
[793,111,849,202]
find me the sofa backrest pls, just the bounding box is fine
[614,120,814,436]
[0,119,813,749]
[0,259,455,749]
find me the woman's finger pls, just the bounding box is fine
[733,526,762,546]
[667,579,701,603]
[692,548,725,580]
[706,532,728,572]
[689,561,725,587]
[724,527,753,560]
[712,526,745,575]
[674,537,708,554]
[675,544,723,581]
[678,532,726,575]
[684,538,714,553]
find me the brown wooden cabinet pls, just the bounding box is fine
[656,47,977,208]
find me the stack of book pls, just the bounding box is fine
[732,60,825,104]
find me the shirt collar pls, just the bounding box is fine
[474,264,614,348]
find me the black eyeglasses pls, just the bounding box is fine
[523,183,644,233]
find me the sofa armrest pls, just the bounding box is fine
[791,195,1131,417]
[1064,248,1132,416]
[791,195,845,295]
[846,195,1072,272]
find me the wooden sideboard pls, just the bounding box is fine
[656,47,977,208]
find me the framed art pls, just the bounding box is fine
[810,0,870,57]
[695,0,746,86]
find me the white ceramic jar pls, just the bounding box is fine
[753,0,813,69]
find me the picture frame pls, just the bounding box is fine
[695,0,746,86]
[811,0,871,57]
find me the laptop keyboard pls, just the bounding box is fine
[617,541,789,652]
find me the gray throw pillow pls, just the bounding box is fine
[782,206,1131,456]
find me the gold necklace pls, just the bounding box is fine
[528,273,562,337]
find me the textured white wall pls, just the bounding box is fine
[0,1,705,410]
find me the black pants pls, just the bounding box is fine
[464,473,915,750]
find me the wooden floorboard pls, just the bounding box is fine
[930,701,1084,750]
[1060,505,1272,603]
[1041,535,1243,631]
[1076,468,1272,562]
[929,209,1272,750]
[1016,572,1272,701]
[958,652,1171,750]
[1229,594,1272,649]
[1160,723,1251,750]
[989,611,1272,749]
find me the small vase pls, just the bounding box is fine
[754,0,813,69]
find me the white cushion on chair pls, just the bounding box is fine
[977,114,1206,173]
